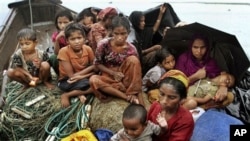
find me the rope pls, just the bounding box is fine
[44,95,95,140]
[1,81,62,140]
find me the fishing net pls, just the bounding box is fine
[0,81,62,141]
[89,93,151,133]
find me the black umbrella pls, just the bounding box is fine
[161,22,250,83]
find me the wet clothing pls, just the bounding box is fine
[142,65,166,92]
[50,31,68,75]
[90,38,142,101]
[129,11,159,75]
[57,45,95,81]
[111,121,161,141]
[11,48,49,76]
[148,102,194,141]
[87,22,108,52]
[188,79,218,98]
[51,31,67,49]
[58,77,90,92]
[175,51,221,81]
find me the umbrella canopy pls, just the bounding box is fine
[161,22,250,83]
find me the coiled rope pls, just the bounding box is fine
[0,81,62,141]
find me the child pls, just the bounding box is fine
[49,10,74,75]
[7,28,54,89]
[183,72,235,110]
[76,8,96,31]
[142,48,175,92]
[76,8,97,46]
[142,48,175,103]
[110,103,167,141]
[57,22,96,108]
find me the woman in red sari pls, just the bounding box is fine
[147,76,194,141]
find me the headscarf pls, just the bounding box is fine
[129,11,154,51]
[160,69,189,88]
[129,11,144,32]
[175,34,221,79]
[97,7,117,21]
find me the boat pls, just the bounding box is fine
[0,0,76,74]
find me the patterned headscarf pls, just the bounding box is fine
[160,69,189,88]
[97,7,118,21]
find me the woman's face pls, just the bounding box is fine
[112,26,129,46]
[162,55,176,71]
[191,38,207,61]
[139,16,145,30]
[158,83,181,111]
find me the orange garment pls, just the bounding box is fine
[57,45,95,80]
[90,56,142,101]
[87,22,108,52]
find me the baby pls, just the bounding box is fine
[110,103,167,141]
[183,72,235,110]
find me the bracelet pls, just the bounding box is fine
[156,19,161,22]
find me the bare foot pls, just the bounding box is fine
[44,82,55,90]
[61,94,70,108]
[127,95,139,104]
[78,95,87,104]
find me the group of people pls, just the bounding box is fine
[6,4,239,141]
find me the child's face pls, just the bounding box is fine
[57,16,71,30]
[19,39,37,52]
[112,26,129,46]
[79,16,94,28]
[220,74,235,87]
[161,55,175,71]
[122,118,146,139]
[66,31,85,52]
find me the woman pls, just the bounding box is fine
[129,4,166,75]
[87,7,118,52]
[89,15,144,105]
[175,34,227,102]
[147,77,194,141]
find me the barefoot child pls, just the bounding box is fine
[7,28,54,89]
[111,103,167,141]
[57,22,96,108]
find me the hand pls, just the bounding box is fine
[113,72,124,82]
[195,67,206,79]
[162,26,170,38]
[56,30,65,40]
[120,133,130,141]
[175,21,188,27]
[67,75,81,84]
[154,45,162,51]
[160,4,167,14]
[214,86,228,102]
[156,112,167,128]
[29,77,39,86]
